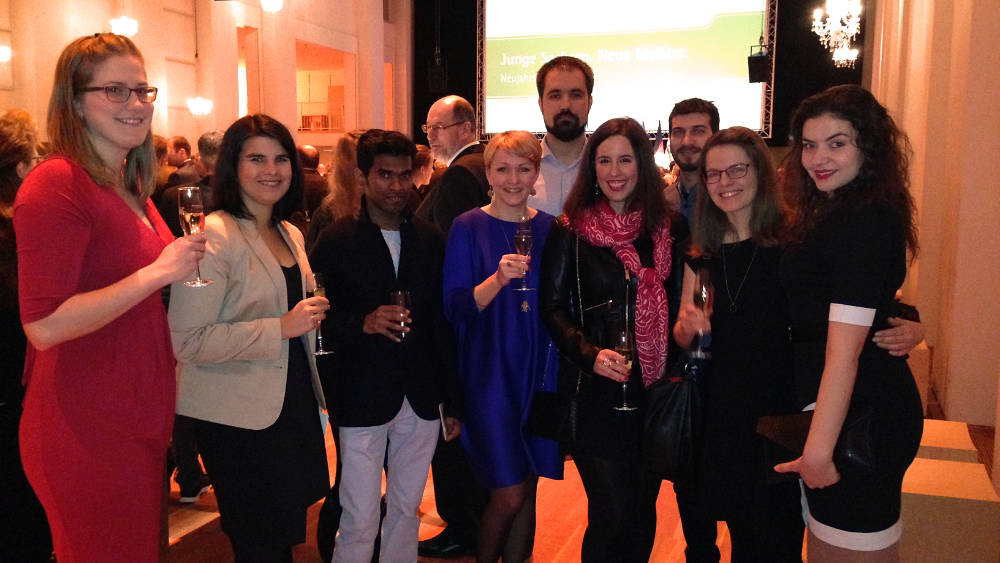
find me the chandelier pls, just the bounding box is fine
[812,0,863,68]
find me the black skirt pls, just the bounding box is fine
[194,264,329,545]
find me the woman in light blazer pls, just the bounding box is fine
[168,114,330,562]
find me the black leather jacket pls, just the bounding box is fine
[539,216,687,458]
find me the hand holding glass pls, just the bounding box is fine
[512,214,534,292]
[691,268,714,359]
[177,187,212,287]
[309,273,334,356]
[613,330,638,412]
[389,290,411,341]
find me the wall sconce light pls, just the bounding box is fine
[812,0,863,68]
[261,0,283,13]
[187,97,214,117]
[0,46,12,63]
[110,16,139,37]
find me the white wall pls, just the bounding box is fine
[0,0,413,147]
[868,0,1000,429]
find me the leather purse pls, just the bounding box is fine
[755,401,876,480]
[641,354,704,481]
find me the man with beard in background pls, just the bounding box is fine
[665,98,720,223]
[530,56,594,217]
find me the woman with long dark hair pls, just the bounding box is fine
[774,85,923,562]
[539,117,671,562]
[168,114,330,561]
[14,33,205,562]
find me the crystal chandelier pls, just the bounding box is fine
[812,0,863,68]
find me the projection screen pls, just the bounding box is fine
[479,0,775,137]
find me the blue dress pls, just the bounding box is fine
[443,208,563,488]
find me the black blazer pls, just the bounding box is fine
[415,143,489,235]
[308,198,457,427]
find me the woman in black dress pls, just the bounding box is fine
[673,126,804,562]
[774,85,923,561]
[539,117,674,562]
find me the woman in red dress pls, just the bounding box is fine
[14,33,206,562]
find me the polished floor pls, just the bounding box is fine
[167,422,996,562]
[166,425,741,562]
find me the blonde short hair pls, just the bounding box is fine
[484,130,541,170]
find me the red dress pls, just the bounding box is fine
[14,156,176,563]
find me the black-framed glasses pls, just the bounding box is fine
[705,162,752,184]
[78,85,158,103]
[420,121,464,134]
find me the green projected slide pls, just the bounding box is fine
[482,6,768,135]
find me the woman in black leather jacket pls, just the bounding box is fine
[539,117,675,562]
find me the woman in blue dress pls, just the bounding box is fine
[442,130,562,563]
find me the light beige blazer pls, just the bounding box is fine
[168,211,326,430]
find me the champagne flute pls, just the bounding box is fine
[612,329,638,412]
[512,214,534,292]
[691,267,714,359]
[309,273,334,356]
[177,186,213,287]
[389,290,411,341]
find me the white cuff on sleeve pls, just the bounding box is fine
[829,303,876,327]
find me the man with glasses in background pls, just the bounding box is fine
[415,95,489,236]
[413,94,490,558]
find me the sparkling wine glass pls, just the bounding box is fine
[512,213,534,292]
[613,329,638,412]
[177,186,212,287]
[691,267,714,359]
[309,273,334,356]
[389,290,411,341]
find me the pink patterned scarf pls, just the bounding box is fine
[571,200,672,387]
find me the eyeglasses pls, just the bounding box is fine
[421,121,465,134]
[79,85,158,103]
[704,162,752,184]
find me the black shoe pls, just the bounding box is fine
[417,528,474,558]
[178,474,211,504]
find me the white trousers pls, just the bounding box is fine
[332,398,439,563]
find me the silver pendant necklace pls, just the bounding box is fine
[721,242,757,313]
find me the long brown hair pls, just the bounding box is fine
[47,33,156,197]
[691,127,785,257]
[780,85,918,256]
[563,117,668,234]
[326,129,365,220]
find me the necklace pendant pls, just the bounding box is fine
[730,302,737,313]
[521,299,530,313]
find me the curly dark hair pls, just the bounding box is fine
[780,85,918,256]
[563,117,668,234]
[691,127,785,257]
[213,114,304,224]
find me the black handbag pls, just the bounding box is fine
[755,401,876,480]
[641,355,704,481]
[525,375,581,443]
